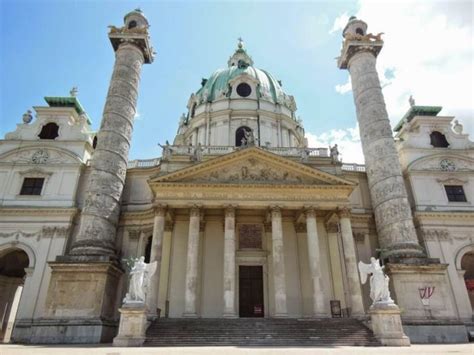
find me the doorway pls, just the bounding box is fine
[239,265,264,317]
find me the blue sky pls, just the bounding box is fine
[1,1,472,163]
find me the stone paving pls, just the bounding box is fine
[0,344,472,355]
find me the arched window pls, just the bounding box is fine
[461,251,474,312]
[92,136,98,149]
[128,20,137,29]
[356,27,364,35]
[430,131,449,148]
[235,126,251,147]
[38,122,59,140]
[191,103,197,118]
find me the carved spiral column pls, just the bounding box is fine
[339,208,365,316]
[337,18,424,261]
[223,206,237,317]
[271,206,288,317]
[183,206,201,317]
[146,204,167,317]
[305,208,327,317]
[70,17,154,258]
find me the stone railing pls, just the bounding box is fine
[341,163,366,172]
[159,145,330,158]
[127,158,161,169]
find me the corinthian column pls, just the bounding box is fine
[223,206,237,317]
[305,208,327,317]
[146,204,167,317]
[183,206,201,317]
[339,208,365,316]
[337,17,424,261]
[70,11,154,258]
[271,206,287,317]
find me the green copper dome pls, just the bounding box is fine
[192,41,297,111]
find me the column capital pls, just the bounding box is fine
[189,204,201,217]
[153,203,167,217]
[337,207,351,219]
[270,205,281,218]
[304,207,317,219]
[224,205,236,218]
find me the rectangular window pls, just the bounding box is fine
[20,178,44,195]
[445,185,467,202]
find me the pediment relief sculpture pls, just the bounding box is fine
[186,159,325,185]
[0,147,82,165]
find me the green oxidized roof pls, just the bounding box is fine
[394,105,442,132]
[192,42,295,110]
[44,96,92,125]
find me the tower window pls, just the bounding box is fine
[128,20,137,29]
[92,136,98,149]
[430,131,449,148]
[20,178,44,195]
[191,103,197,118]
[445,185,467,202]
[38,122,59,140]
[236,83,252,97]
[356,28,364,35]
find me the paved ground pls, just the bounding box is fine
[0,344,472,355]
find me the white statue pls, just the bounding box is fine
[123,256,157,304]
[409,95,415,107]
[330,144,340,163]
[358,257,393,305]
[244,129,256,146]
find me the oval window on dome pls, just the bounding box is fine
[236,83,252,97]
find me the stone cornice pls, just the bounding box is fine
[0,207,78,217]
[415,211,474,220]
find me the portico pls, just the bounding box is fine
[141,147,365,318]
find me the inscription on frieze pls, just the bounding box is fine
[238,224,263,249]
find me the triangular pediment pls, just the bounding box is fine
[150,147,354,186]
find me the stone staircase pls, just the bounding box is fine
[144,318,380,347]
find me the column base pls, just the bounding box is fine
[273,313,288,318]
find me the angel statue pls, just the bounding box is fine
[358,257,393,305]
[123,256,157,304]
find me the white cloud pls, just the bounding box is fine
[335,79,352,94]
[332,1,473,137]
[329,12,350,34]
[306,123,365,164]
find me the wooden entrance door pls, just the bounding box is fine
[239,265,264,317]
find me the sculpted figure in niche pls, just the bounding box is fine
[192,143,203,162]
[244,129,256,146]
[358,257,393,305]
[124,257,157,304]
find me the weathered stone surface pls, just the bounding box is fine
[339,28,424,260]
[223,206,237,317]
[369,303,410,346]
[183,207,201,317]
[271,207,288,317]
[70,41,145,257]
[113,304,147,347]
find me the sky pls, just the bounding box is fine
[0,0,472,164]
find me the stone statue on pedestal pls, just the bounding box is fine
[123,256,157,304]
[358,257,393,305]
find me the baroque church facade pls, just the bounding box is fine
[0,10,473,345]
